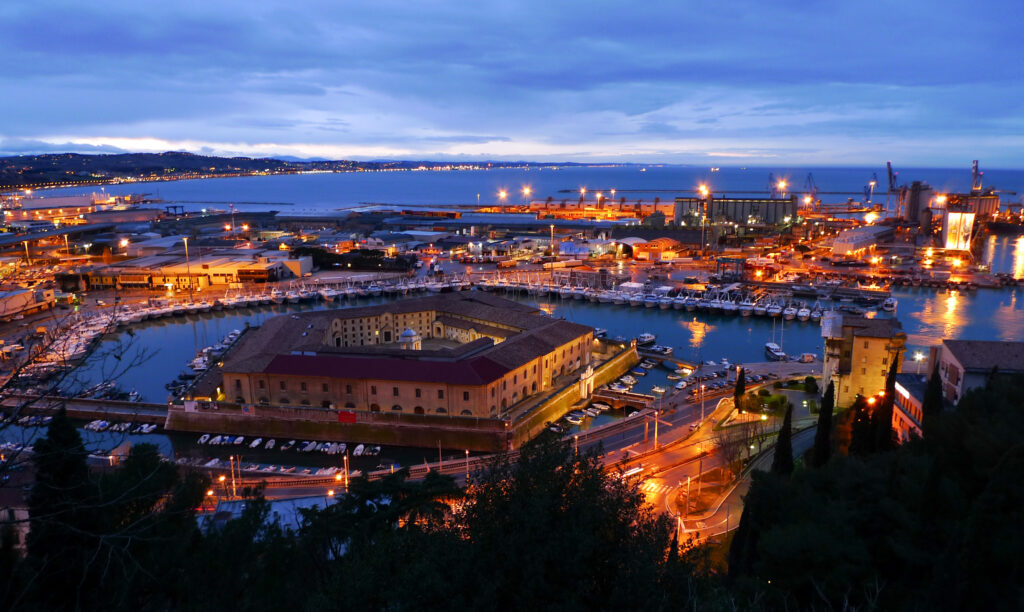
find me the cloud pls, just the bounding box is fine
[0,0,1022,165]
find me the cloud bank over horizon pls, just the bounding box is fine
[2,1,1022,166]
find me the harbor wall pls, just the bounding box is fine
[5,395,167,423]
[508,343,639,447]
[165,403,509,452]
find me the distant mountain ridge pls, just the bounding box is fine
[0,151,631,189]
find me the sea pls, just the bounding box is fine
[4,166,1020,462]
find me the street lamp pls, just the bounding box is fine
[464,449,470,481]
[497,190,508,204]
[700,384,706,422]
[914,351,925,374]
[521,186,532,203]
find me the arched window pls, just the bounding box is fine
[300,399,310,406]
[258,397,269,405]
[414,406,424,415]
[335,337,342,347]
[531,382,537,392]
[501,399,507,409]
[235,396,245,404]
[370,403,380,412]
[460,409,472,416]
[344,402,355,409]
[321,400,331,408]
[391,404,402,411]
[280,397,290,404]
[436,407,447,414]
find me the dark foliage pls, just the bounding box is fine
[729,374,1024,610]
[770,403,794,476]
[811,381,835,467]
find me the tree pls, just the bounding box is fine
[812,381,835,466]
[734,367,746,407]
[921,364,943,436]
[804,375,818,394]
[848,395,875,456]
[872,357,899,451]
[23,408,95,609]
[771,403,794,475]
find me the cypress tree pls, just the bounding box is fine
[921,364,943,436]
[849,395,875,456]
[771,403,794,475]
[812,381,835,467]
[873,358,899,451]
[734,367,746,411]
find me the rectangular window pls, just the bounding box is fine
[416,388,421,398]
[861,367,866,375]
[322,383,329,392]
[491,387,495,397]
[346,384,352,394]
[437,389,444,399]
[259,380,265,389]
[533,364,536,374]
[863,340,869,349]
[393,387,399,397]
[371,385,377,395]
[300,382,307,391]
[234,379,241,390]
[463,391,469,401]
[279,381,286,391]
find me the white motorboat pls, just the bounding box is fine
[637,332,656,345]
[882,297,898,312]
[797,306,811,322]
[765,342,787,361]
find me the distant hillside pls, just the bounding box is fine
[0,151,604,189]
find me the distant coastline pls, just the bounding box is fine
[0,151,643,192]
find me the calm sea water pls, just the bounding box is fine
[67,285,1024,405]
[44,165,1024,211]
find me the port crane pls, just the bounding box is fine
[864,173,879,204]
[886,161,898,216]
[802,173,819,211]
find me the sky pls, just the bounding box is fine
[1,0,1022,166]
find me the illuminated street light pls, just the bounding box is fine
[698,184,709,198]
[497,190,508,202]
[119,238,129,249]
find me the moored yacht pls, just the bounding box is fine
[765,342,787,361]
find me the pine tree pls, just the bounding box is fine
[771,403,794,475]
[922,364,943,436]
[812,381,835,467]
[24,408,96,609]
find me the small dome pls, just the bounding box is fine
[400,328,419,338]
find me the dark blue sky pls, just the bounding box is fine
[2,1,1022,165]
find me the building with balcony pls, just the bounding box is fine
[821,313,906,407]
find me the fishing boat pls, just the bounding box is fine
[882,297,898,312]
[637,332,656,345]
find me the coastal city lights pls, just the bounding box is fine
[1,2,1021,609]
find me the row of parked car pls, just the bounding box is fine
[685,370,778,397]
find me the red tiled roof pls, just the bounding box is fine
[263,353,510,386]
